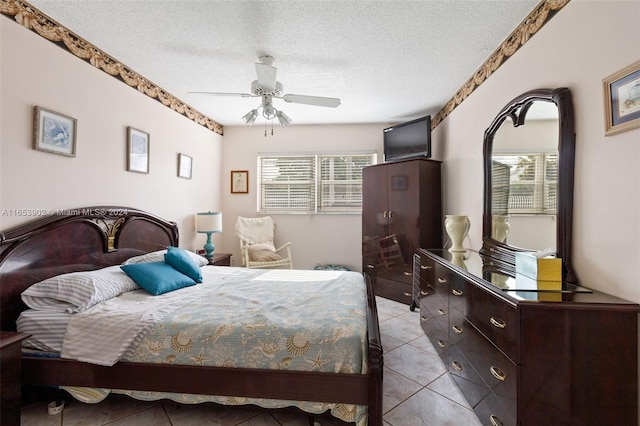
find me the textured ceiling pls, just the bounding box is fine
[28,0,539,127]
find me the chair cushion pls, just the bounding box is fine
[248,241,282,262]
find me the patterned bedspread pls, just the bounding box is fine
[61,267,370,425]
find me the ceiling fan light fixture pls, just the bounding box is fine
[262,104,277,120]
[242,109,258,125]
[276,110,292,127]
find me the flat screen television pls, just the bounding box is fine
[383,115,431,162]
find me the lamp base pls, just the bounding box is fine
[204,232,215,259]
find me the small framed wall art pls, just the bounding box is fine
[178,153,192,179]
[231,170,248,194]
[603,60,640,136]
[33,106,77,157]
[126,127,150,173]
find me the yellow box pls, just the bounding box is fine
[515,252,562,282]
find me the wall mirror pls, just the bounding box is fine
[480,88,577,283]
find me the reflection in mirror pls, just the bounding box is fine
[481,88,576,283]
[491,101,558,251]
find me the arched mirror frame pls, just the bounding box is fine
[480,87,577,283]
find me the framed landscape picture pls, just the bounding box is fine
[603,60,640,136]
[127,127,150,173]
[33,106,77,157]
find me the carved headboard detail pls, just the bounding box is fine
[0,207,179,330]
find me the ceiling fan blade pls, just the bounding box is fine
[255,62,277,92]
[187,91,255,98]
[281,94,341,108]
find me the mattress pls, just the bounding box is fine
[16,310,71,352]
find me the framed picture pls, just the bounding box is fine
[178,153,192,179]
[33,106,77,157]
[603,60,640,136]
[127,127,150,173]
[231,170,248,193]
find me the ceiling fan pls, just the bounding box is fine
[188,55,341,128]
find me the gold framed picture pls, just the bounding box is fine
[231,170,248,194]
[603,60,640,136]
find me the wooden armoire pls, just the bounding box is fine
[362,158,442,304]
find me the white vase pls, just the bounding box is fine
[445,215,470,253]
[492,215,510,243]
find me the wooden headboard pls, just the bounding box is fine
[0,207,179,330]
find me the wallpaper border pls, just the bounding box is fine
[2,0,569,135]
[431,0,570,129]
[0,0,224,136]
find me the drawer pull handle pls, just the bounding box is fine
[437,308,446,316]
[490,317,506,329]
[489,415,504,426]
[451,361,462,372]
[452,289,463,297]
[420,265,433,270]
[437,340,446,348]
[367,264,375,269]
[420,290,429,296]
[421,316,428,322]
[403,271,412,276]
[452,325,463,334]
[490,366,506,381]
[403,292,412,297]
[437,277,447,284]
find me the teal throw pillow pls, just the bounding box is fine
[120,261,196,295]
[165,246,203,283]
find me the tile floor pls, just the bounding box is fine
[21,297,482,426]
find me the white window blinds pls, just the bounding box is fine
[257,152,377,214]
[492,152,558,215]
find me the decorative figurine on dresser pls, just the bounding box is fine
[362,157,442,305]
[413,88,639,425]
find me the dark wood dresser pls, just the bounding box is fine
[1,331,30,426]
[362,158,442,304]
[414,249,639,425]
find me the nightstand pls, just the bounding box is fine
[1,331,30,426]
[208,253,232,266]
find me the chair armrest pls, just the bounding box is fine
[274,241,292,253]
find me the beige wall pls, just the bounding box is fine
[433,0,640,304]
[220,124,386,270]
[1,18,224,251]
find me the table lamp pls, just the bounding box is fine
[196,211,222,260]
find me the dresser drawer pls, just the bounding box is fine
[466,284,518,362]
[457,322,517,401]
[445,346,490,408]
[420,301,448,351]
[374,277,413,304]
[474,391,517,426]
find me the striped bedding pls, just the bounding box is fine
[18,266,370,425]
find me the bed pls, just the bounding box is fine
[0,207,383,425]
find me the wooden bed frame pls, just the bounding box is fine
[0,207,383,424]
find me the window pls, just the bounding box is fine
[257,152,377,214]
[492,152,557,215]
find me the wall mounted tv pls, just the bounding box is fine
[383,115,431,162]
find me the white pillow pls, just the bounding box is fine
[21,265,138,313]
[122,249,208,267]
[248,241,282,262]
